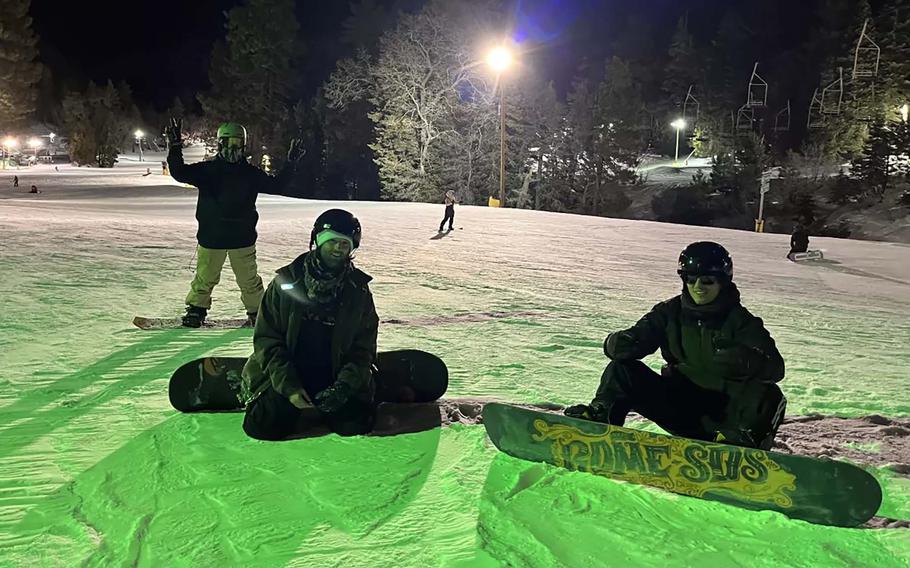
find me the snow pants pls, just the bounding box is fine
[592,360,786,449]
[185,244,264,313]
[439,205,454,231]
[243,385,375,440]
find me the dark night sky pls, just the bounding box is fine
[29,0,861,112]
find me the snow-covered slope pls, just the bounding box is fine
[0,161,908,567]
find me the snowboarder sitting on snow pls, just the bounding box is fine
[240,209,379,441]
[438,189,457,232]
[165,118,305,327]
[565,241,787,450]
[788,223,809,259]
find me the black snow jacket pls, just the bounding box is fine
[241,252,379,403]
[603,283,785,393]
[167,146,296,249]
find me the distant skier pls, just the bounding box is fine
[164,117,305,327]
[241,209,380,440]
[12,175,18,188]
[565,241,786,449]
[788,223,809,259]
[438,189,457,232]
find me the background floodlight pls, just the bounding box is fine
[486,46,513,73]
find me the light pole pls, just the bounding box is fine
[28,138,42,160]
[670,118,686,165]
[3,137,18,159]
[134,129,145,162]
[487,45,513,207]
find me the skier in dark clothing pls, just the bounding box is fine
[241,209,380,440]
[788,224,809,259]
[13,175,18,188]
[565,242,786,450]
[438,189,456,232]
[165,118,305,327]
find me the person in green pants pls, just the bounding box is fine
[164,118,305,327]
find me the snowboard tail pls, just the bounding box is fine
[483,403,881,527]
[168,350,449,413]
[133,316,250,330]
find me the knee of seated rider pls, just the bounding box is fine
[242,413,288,441]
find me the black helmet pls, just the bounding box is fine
[309,209,362,249]
[677,241,733,281]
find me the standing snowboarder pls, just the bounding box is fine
[788,223,809,259]
[565,241,786,450]
[438,189,457,232]
[164,118,304,327]
[241,209,380,440]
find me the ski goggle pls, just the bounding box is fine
[219,136,244,149]
[682,274,720,286]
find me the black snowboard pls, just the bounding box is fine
[168,350,448,413]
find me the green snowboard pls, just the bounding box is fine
[168,350,448,413]
[483,403,882,527]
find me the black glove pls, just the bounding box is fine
[604,330,637,360]
[314,380,355,414]
[287,138,305,163]
[712,338,763,381]
[165,117,182,149]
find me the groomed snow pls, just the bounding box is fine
[1,153,908,567]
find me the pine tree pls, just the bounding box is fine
[662,16,700,111]
[62,81,133,168]
[850,117,894,198]
[199,0,301,164]
[876,0,910,107]
[0,0,42,127]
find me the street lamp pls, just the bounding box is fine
[670,118,686,165]
[3,137,18,159]
[134,129,145,162]
[28,137,42,159]
[487,45,513,207]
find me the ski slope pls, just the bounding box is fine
[1,156,908,567]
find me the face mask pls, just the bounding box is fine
[218,137,244,163]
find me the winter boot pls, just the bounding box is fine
[245,311,258,327]
[182,305,207,328]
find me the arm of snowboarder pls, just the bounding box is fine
[253,281,307,399]
[256,139,305,196]
[713,316,785,383]
[164,117,206,188]
[314,291,379,413]
[603,302,667,361]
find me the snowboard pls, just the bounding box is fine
[133,316,250,330]
[168,349,449,413]
[788,250,824,262]
[482,403,882,527]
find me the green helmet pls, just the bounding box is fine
[216,122,247,146]
[216,122,247,163]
